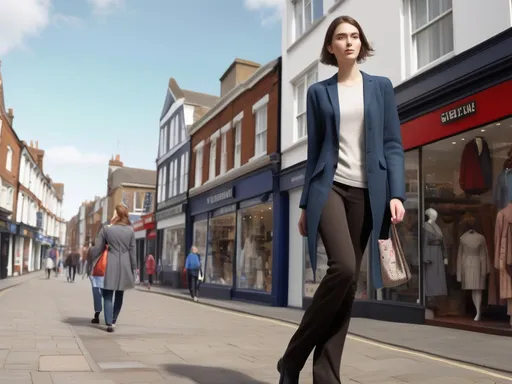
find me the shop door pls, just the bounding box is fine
[0,234,9,279]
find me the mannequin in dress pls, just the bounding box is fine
[423,208,448,296]
[494,203,512,326]
[457,227,489,321]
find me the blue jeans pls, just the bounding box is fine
[92,287,103,313]
[102,289,124,326]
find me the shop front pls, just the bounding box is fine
[188,166,286,305]
[156,202,187,288]
[0,218,17,279]
[133,213,156,284]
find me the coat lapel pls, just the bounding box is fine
[361,71,374,139]
[326,73,340,142]
[326,71,374,144]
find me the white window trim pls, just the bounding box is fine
[232,111,244,125]
[234,121,242,169]
[210,130,221,142]
[195,147,204,187]
[252,94,269,113]
[409,0,454,72]
[220,122,231,134]
[253,105,268,158]
[220,132,227,175]
[194,140,205,151]
[209,138,217,181]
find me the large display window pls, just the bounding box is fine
[192,219,208,277]
[421,117,512,326]
[161,226,185,271]
[206,213,236,285]
[380,150,421,304]
[236,201,273,292]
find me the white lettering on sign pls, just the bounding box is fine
[440,101,476,124]
[206,188,234,205]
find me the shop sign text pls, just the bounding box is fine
[441,101,476,125]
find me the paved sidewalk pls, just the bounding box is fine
[0,273,511,383]
[136,285,512,374]
[0,271,42,291]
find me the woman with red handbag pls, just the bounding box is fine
[91,204,136,333]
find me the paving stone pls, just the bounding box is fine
[31,372,53,384]
[39,355,91,372]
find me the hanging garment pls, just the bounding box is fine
[423,222,448,296]
[459,138,492,195]
[477,204,500,304]
[494,204,512,314]
[456,230,489,290]
[493,168,512,210]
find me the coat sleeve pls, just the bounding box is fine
[456,238,463,282]
[129,231,136,271]
[299,86,322,209]
[381,77,406,202]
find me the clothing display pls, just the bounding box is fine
[494,204,512,316]
[423,220,448,297]
[477,204,500,304]
[459,137,492,195]
[493,168,512,210]
[456,230,489,290]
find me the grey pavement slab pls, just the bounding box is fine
[138,285,512,374]
[0,272,511,383]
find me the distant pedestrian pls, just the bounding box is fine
[66,250,80,282]
[45,256,54,279]
[145,254,156,290]
[91,204,136,333]
[48,245,59,277]
[184,246,202,302]
[86,241,103,324]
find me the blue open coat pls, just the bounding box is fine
[299,72,406,289]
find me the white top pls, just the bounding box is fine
[334,80,367,188]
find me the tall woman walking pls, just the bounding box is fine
[277,16,406,384]
[92,204,136,333]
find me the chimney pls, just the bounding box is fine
[30,140,33,147]
[7,108,13,125]
[36,141,38,149]
[219,58,261,97]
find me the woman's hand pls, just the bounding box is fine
[390,199,405,224]
[298,209,307,237]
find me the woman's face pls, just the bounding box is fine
[327,22,361,65]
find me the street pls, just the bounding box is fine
[0,274,511,384]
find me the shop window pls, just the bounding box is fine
[206,213,236,285]
[236,202,273,292]
[192,219,208,278]
[380,150,421,303]
[410,0,454,70]
[209,139,217,180]
[220,133,227,175]
[161,226,185,272]
[294,66,317,141]
[422,118,512,324]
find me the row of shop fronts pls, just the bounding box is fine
[134,29,512,335]
[0,216,62,279]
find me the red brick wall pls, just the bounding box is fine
[0,115,21,217]
[189,63,279,189]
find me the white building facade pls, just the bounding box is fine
[15,147,66,274]
[281,0,512,330]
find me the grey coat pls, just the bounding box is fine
[92,224,136,291]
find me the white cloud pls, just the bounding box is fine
[52,13,83,29]
[45,146,109,165]
[244,0,284,26]
[0,0,51,56]
[87,0,124,15]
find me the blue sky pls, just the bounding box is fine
[0,0,282,220]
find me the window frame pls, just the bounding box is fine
[410,0,454,71]
[294,66,318,141]
[209,137,218,180]
[194,143,204,188]
[293,0,322,41]
[6,146,13,172]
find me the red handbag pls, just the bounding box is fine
[92,245,108,277]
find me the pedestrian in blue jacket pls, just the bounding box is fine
[184,246,202,302]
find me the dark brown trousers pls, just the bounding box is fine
[283,182,372,383]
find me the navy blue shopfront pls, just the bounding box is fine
[187,165,287,306]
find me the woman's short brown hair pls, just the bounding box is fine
[320,16,374,67]
[114,203,131,226]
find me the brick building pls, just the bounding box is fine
[0,61,21,279]
[186,57,286,305]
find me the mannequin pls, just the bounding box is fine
[494,203,512,326]
[456,227,489,321]
[423,208,448,297]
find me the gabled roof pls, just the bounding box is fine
[110,167,156,189]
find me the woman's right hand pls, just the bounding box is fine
[298,209,307,237]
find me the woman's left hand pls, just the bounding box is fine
[390,199,405,224]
